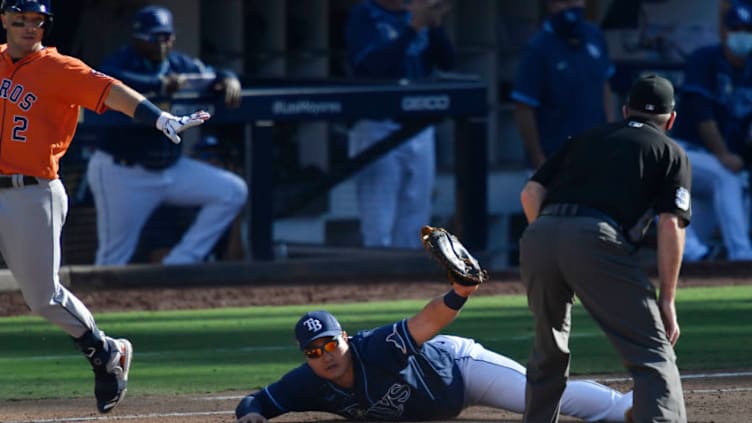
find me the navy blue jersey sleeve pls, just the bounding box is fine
[235,365,331,419]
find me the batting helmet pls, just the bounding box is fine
[1,0,53,34]
[1,0,52,16]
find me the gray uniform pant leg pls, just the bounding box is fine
[521,216,686,423]
[559,218,686,423]
[519,216,574,423]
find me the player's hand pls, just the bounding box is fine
[161,74,187,96]
[718,152,745,173]
[658,297,680,346]
[216,76,242,109]
[156,111,211,144]
[407,0,436,30]
[237,412,267,423]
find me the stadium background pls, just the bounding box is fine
[0,0,722,272]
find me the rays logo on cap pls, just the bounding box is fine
[675,187,690,211]
[740,5,752,24]
[302,318,323,332]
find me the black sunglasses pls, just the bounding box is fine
[303,336,341,359]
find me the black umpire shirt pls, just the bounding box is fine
[531,117,692,239]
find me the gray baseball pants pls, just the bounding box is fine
[519,215,686,423]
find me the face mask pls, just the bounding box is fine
[727,31,752,57]
[550,6,585,39]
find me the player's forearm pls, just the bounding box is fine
[104,83,148,117]
[407,284,477,346]
[656,213,684,302]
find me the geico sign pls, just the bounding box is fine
[401,95,450,111]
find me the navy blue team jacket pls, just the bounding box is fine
[96,46,235,169]
[345,0,453,80]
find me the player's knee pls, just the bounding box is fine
[23,295,53,316]
[226,175,248,208]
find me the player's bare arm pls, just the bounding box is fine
[520,180,546,223]
[656,213,684,346]
[103,83,148,116]
[406,282,478,346]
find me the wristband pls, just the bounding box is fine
[443,289,468,311]
[133,99,163,127]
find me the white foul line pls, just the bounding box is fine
[4,370,752,423]
[2,411,233,423]
[595,371,752,383]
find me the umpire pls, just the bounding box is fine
[518,75,689,423]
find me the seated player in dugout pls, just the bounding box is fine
[234,240,633,423]
[85,5,248,265]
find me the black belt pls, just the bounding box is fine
[0,175,38,189]
[540,203,624,233]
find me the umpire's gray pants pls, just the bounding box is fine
[519,216,686,423]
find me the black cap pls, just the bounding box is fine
[294,310,342,350]
[627,75,675,114]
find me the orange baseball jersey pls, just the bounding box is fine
[0,45,121,179]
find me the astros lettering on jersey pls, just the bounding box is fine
[0,45,119,179]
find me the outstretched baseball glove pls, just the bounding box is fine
[420,225,488,286]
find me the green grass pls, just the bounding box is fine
[0,285,750,400]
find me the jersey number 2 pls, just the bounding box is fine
[12,116,28,142]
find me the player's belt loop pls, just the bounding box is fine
[0,174,39,189]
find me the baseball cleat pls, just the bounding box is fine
[94,337,133,413]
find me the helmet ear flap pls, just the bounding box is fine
[42,13,52,37]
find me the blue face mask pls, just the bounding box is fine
[550,6,585,39]
[727,31,752,58]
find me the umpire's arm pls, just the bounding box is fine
[520,181,547,223]
[656,213,685,346]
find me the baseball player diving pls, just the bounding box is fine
[0,0,208,413]
[234,228,633,422]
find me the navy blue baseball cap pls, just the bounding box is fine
[295,310,342,350]
[132,5,174,40]
[725,2,752,30]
